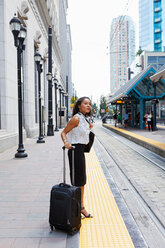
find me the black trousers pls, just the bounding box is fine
[68,144,86,186]
[147,121,152,131]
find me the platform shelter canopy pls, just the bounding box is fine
[150,64,165,82]
[108,65,165,104]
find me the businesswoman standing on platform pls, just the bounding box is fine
[61,97,93,218]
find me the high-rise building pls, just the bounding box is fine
[110,15,135,94]
[139,0,165,52]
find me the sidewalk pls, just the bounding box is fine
[0,132,78,248]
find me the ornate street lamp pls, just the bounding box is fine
[58,84,63,129]
[47,26,54,136]
[9,15,21,46]
[53,75,59,131]
[61,89,65,107]
[34,52,45,143]
[66,76,69,122]
[152,82,158,131]
[64,92,68,123]
[46,72,52,81]
[9,15,28,158]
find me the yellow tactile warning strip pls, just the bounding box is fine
[104,124,165,151]
[79,149,135,248]
[157,124,165,129]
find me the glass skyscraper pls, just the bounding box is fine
[139,0,165,51]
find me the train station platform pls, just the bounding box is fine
[0,129,147,248]
[103,123,165,158]
[80,148,135,248]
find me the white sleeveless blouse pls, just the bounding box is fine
[67,113,90,145]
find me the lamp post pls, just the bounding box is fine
[34,52,45,143]
[128,67,134,80]
[47,26,54,136]
[152,82,157,131]
[58,85,63,129]
[64,92,68,123]
[9,15,28,158]
[53,76,59,131]
[66,76,69,122]
[61,89,65,106]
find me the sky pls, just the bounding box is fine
[67,0,139,104]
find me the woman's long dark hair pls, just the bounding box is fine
[72,97,92,117]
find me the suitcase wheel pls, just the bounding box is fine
[50,225,54,231]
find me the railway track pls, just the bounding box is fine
[94,125,165,241]
[102,126,165,172]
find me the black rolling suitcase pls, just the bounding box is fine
[49,146,81,234]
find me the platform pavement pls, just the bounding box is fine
[0,132,79,248]
[103,120,165,158]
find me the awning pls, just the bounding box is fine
[107,65,162,104]
[150,64,165,82]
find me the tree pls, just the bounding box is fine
[136,46,143,57]
[92,102,98,116]
[70,95,78,108]
[99,96,109,118]
[70,95,78,104]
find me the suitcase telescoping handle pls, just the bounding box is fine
[62,146,75,185]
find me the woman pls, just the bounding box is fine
[61,97,93,218]
[146,112,152,131]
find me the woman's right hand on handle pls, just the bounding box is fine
[64,141,72,149]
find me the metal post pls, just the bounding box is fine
[120,104,122,124]
[54,80,59,131]
[135,104,138,127]
[140,99,144,130]
[15,44,27,158]
[37,65,45,143]
[47,26,54,136]
[59,89,62,128]
[153,83,157,131]
[131,103,135,127]
[128,67,134,80]
[62,91,64,106]
[66,76,69,122]
[143,100,146,128]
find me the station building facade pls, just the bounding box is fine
[0,0,72,152]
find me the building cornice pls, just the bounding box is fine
[28,0,62,64]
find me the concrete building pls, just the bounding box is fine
[110,15,135,94]
[130,51,165,77]
[0,0,72,152]
[139,0,165,51]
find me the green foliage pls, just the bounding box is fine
[136,47,143,57]
[70,95,78,104]
[99,95,109,116]
[92,102,98,115]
